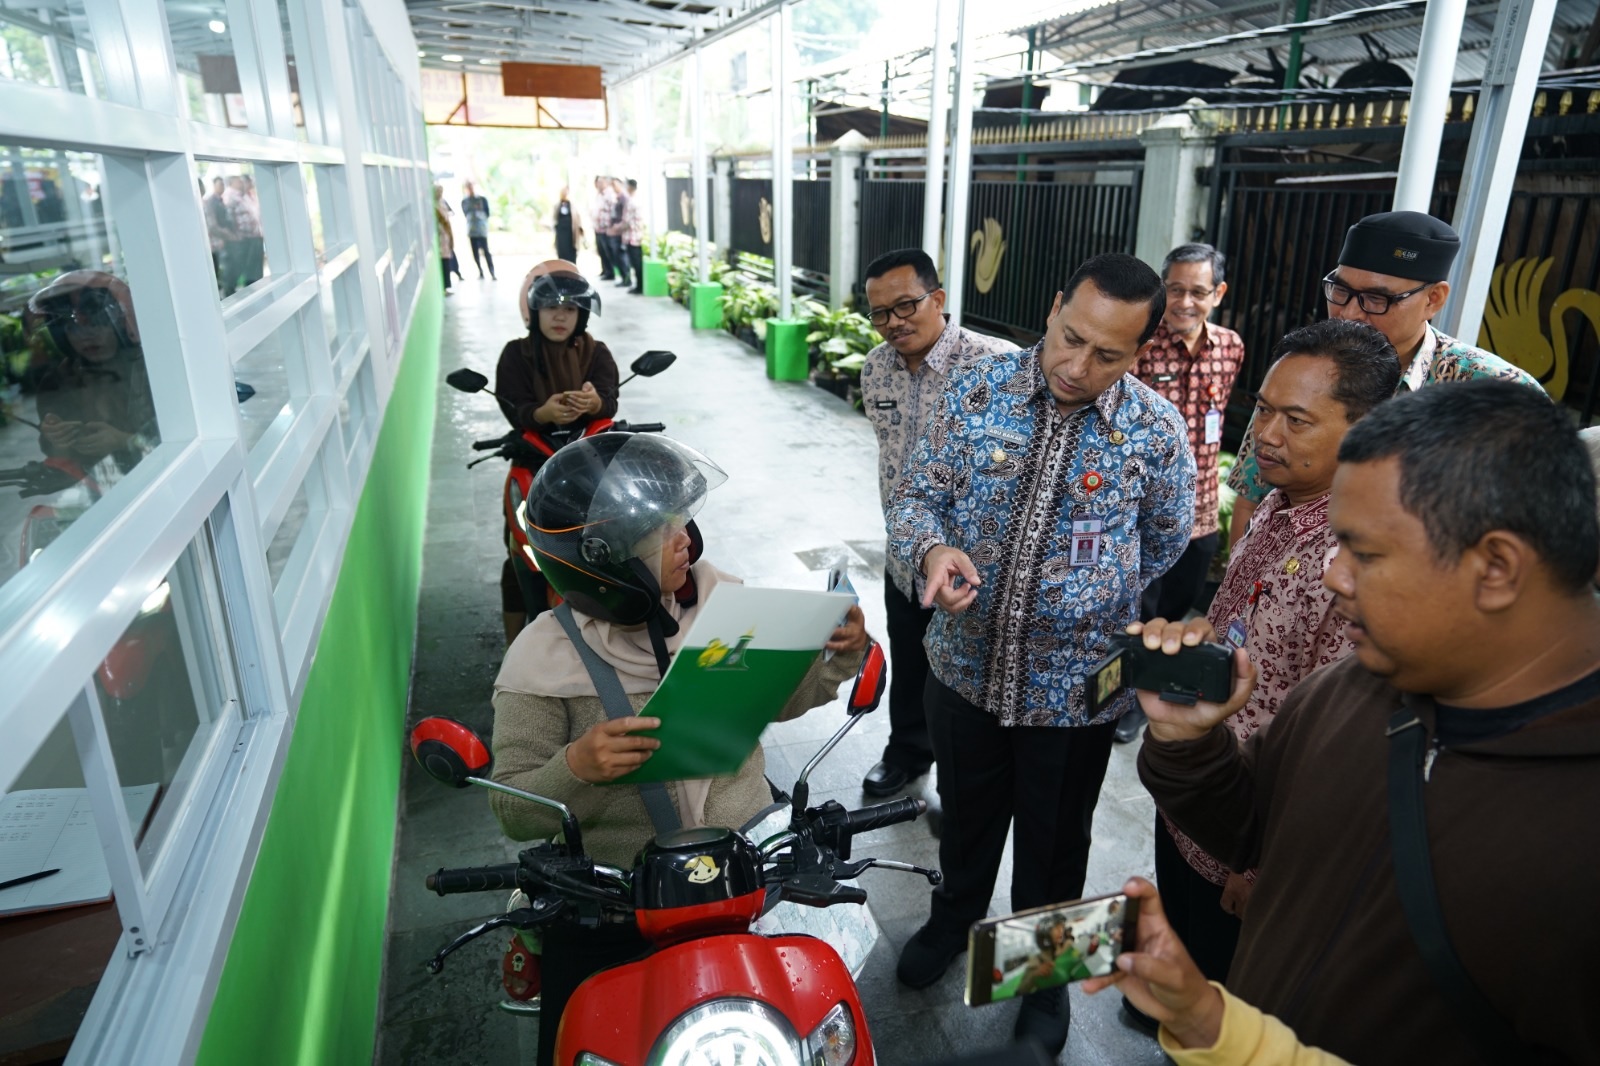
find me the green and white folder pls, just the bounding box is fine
[613,583,855,785]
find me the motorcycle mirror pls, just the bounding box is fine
[629,350,676,377]
[846,641,888,716]
[446,368,490,394]
[410,717,492,788]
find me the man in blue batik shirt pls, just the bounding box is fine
[889,253,1194,1055]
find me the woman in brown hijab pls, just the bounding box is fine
[493,260,620,639]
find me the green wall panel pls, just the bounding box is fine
[196,265,443,1066]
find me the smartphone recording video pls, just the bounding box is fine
[964,892,1139,1007]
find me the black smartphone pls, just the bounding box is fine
[1086,632,1233,716]
[965,891,1139,1007]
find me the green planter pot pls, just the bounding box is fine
[764,318,810,382]
[689,282,724,329]
[642,258,668,297]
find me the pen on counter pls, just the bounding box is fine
[0,868,60,892]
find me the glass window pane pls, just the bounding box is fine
[267,453,329,622]
[234,323,300,454]
[275,0,309,140]
[0,714,121,1052]
[339,356,371,460]
[0,3,106,98]
[99,526,242,874]
[195,161,273,300]
[326,268,362,374]
[302,164,324,265]
[0,148,161,596]
[167,3,249,128]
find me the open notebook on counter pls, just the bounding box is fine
[0,785,159,917]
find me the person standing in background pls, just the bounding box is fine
[605,177,632,290]
[554,186,582,264]
[592,176,616,282]
[461,181,496,281]
[434,184,455,296]
[622,179,645,295]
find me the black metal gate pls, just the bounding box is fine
[664,175,713,241]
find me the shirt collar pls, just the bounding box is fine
[1150,318,1213,358]
[1261,488,1332,540]
[1014,343,1127,425]
[1401,325,1441,393]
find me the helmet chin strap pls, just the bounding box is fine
[627,557,678,677]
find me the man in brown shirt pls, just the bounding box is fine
[1133,380,1600,1064]
[1120,244,1244,744]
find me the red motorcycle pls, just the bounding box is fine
[410,641,940,1066]
[446,350,675,617]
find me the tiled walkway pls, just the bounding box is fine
[373,256,1167,1065]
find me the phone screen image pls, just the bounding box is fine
[965,892,1136,1007]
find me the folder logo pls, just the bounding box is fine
[698,629,756,670]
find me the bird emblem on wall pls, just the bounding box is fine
[969,217,1006,294]
[680,190,694,228]
[758,196,773,244]
[1478,256,1600,401]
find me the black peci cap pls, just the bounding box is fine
[1337,210,1460,283]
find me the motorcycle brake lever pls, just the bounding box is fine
[831,857,943,885]
[425,913,520,974]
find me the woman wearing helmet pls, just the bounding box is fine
[27,270,159,474]
[488,434,868,1066]
[493,259,620,640]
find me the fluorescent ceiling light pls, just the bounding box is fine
[441,54,464,62]
[478,58,494,65]
[208,18,226,33]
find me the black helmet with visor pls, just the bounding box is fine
[521,434,726,672]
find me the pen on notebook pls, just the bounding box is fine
[0,868,60,892]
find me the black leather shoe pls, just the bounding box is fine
[896,924,967,989]
[1113,705,1147,744]
[862,761,912,797]
[1014,985,1071,1057]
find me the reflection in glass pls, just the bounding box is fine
[167,2,249,128]
[0,149,159,594]
[196,160,270,299]
[234,323,297,453]
[276,0,308,139]
[303,164,324,265]
[0,1,106,98]
[100,528,241,873]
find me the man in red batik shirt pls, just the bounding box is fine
[1119,244,1244,743]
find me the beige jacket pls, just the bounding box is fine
[489,647,864,867]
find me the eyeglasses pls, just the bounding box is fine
[1322,272,1428,315]
[866,290,936,326]
[1163,284,1217,302]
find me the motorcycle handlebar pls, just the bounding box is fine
[839,797,925,836]
[471,437,508,451]
[426,863,520,896]
[615,421,665,434]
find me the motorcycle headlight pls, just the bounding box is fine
[806,1003,856,1066]
[648,999,804,1066]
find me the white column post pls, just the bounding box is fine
[1392,0,1468,211]
[714,156,734,261]
[691,31,709,280]
[771,2,793,319]
[1439,0,1557,342]
[1135,112,1217,270]
[828,130,870,309]
[942,0,976,324]
[923,0,953,269]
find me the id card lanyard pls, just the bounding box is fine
[1204,382,1223,446]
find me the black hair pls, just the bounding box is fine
[1269,319,1399,421]
[863,248,940,293]
[1061,253,1166,346]
[1161,243,1227,286]
[627,178,638,190]
[1338,380,1597,591]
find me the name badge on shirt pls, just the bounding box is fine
[1069,518,1104,567]
[1204,407,1222,446]
[1153,373,1178,384]
[1225,618,1248,649]
[873,399,898,410]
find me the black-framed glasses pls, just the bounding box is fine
[866,290,936,326]
[1163,284,1217,302]
[1322,272,1427,315]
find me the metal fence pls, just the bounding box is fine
[664,175,713,242]
[857,154,927,293]
[793,177,831,275]
[1208,111,1600,427]
[730,176,772,258]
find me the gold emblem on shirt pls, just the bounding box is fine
[1283,557,1300,576]
[1109,430,1126,445]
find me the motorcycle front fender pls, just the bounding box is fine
[557,932,872,1066]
